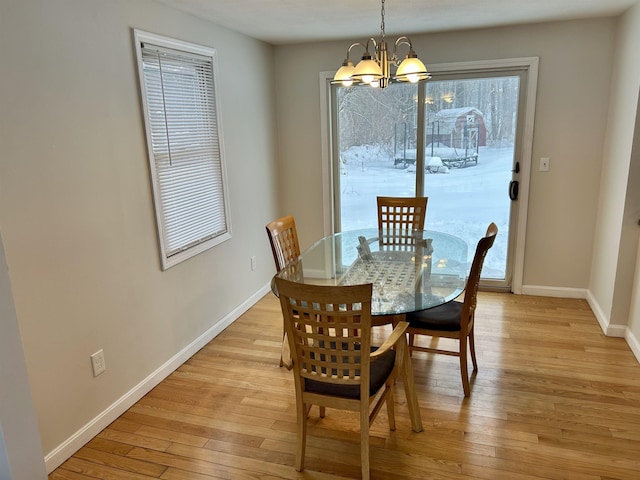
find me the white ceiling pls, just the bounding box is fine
[154,0,637,45]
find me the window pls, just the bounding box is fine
[134,30,231,270]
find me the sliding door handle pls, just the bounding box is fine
[509,180,519,201]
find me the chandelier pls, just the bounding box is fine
[333,0,430,89]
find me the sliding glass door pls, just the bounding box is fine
[330,61,535,290]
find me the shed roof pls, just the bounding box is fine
[429,107,484,129]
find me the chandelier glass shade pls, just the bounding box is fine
[333,0,430,89]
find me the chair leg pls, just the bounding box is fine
[279,311,286,368]
[279,317,285,367]
[469,327,478,372]
[295,401,307,472]
[385,382,396,431]
[280,331,292,370]
[360,405,370,480]
[459,336,470,397]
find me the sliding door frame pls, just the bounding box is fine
[320,57,538,294]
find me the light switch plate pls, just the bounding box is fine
[540,157,550,172]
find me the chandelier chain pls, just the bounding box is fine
[380,0,386,40]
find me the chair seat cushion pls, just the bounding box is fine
[406,300,462,332]
[304,347,396,399]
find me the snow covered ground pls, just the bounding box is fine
[338,145,514,279]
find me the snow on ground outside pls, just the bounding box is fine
[339,145,514,279]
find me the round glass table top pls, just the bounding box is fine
[273,228,468,316]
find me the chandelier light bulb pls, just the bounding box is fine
[333,59,356,85]
[395,54,430,83]
[352,56,383,83]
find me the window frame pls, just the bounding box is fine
[133,29,231,270]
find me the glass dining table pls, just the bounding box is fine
[272,228,468,433]
[273,228,469,320]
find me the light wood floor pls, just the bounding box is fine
[50,292,640,479]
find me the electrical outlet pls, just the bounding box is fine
[91,349,106,377]
[251,255,257,271]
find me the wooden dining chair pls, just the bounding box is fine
[377,196,428,248]
[266,215,301,368]
[405,222,498,397]
[274,277,412,480]
[375,196,428,325]
[266,215,300,272]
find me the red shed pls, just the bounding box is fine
[428,107,487,148]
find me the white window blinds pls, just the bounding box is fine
[134,30,231,269]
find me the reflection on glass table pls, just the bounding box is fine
[273,228,468,317]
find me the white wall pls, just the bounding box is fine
[0,0,280,471]
[614,2,640,353]
[628,237,640,359]
[0,232,47,479]
[623,90,640,356]
[589,2,640,334]
[274,18,616,289]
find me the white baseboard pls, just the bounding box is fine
[585,291,639,363]
[520,285,587,299]
[625,328,640,363]
[585,289,614,336]
[584,289,628,338]
[44,283,272,473]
